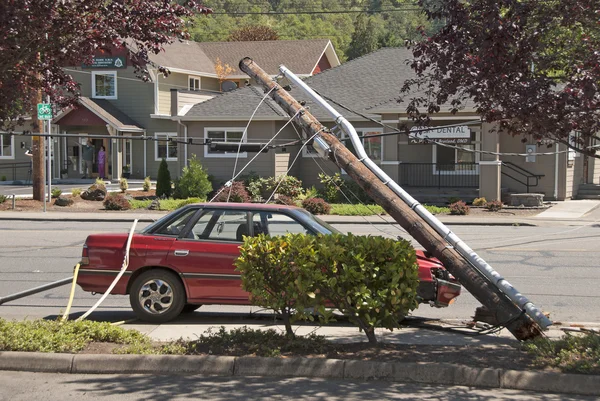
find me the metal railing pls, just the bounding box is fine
[501,161,544,192]
[398,163,479,188]
[0,162,32,182]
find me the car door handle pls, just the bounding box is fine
[174,250,189,257]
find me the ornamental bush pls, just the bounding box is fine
[119,178,128,193]
[472,197,487,206]
[274,195,296,206]
[235,234,325,337]
[212,181,251,203]
[301,197,331,215]
[485,200,504,212]
[318,172,372,204]
[103,193,131,210]
[248,175,304,201]
[235,233,419,343]
[142,176,151,192]
[173,155,212,200]
[449,200,470,215]
[156,158,172,198]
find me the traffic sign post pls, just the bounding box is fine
[37,103,53,120]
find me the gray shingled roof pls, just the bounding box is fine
[79,97,144,131]
[147,40,216,74]
[184,86,288,119]
[183,47,479,121]
[197,39,333,77]
[183,47,415,121]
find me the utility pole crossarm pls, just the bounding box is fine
[239,57,544,341]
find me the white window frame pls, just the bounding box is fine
[189,75,201,91]
[0,132,15,159]
[155,132,178,161]
[339,128,384,174]
[91,71,117,99]
[431,130,480,175]
[204,128,247,158]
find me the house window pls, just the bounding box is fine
[204,128,247,158]
[189,76,201,91]
[0,133,14,159]
[155,132,178,161]
[340,129,384,170]
[433,144,478,174]
[92,71,117,99]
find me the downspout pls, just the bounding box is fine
[554,142,559,200]
[143,129,147,178]
[178,119,189,168]
[280,64,552,330]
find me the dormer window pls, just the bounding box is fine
[189,76,201,91]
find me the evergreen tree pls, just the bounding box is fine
[345,13,380,60]
[156,158,172,198]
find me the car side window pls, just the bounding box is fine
[154,209,198,237]
[192,210,248,242]
[253,212,309,236]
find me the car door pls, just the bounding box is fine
[167,208,249,303]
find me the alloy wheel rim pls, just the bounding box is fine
[138,279,173,315]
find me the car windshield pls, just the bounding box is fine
[141,207,193,234]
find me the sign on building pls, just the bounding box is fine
[82,56,126,69]
[409,125,471,145]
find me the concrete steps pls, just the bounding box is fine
[577,184,600,200]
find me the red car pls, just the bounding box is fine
[78,203,461,323]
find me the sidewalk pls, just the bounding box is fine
[1,200,599,225]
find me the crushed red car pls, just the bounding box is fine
[78,203,461,323]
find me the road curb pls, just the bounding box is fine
[0,352,598,396]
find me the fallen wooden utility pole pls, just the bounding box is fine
[240,57,543,341]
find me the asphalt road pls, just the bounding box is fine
[0,220,599,324]
[0,371,597,401]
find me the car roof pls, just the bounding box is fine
[188,202,302,211]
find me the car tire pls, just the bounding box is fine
[181,304,202,314]
[129,269,185,323]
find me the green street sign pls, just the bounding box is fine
[37,103,53,120]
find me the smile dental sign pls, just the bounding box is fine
[409,126,471,144]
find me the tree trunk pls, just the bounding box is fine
[282,310,295,338]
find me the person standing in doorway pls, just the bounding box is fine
[81,139,94,179]
[97,146,106,179]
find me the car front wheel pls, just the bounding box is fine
[129,269,185,323]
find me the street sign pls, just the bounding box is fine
[37,103,53,120]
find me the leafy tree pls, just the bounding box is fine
[0,1,211,130]
[173,155,212,199]
[228,25,279,41]
[345,13,381,60]
[156,158,172,198]
[403,0,600,154]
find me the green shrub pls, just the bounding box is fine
[302,197,331,215]
[0,175,6,181]
[212,181,251,203]
[0,194,7,204]
[449,201,470,215]
[71,188,82,197]
[119,178,128,193]
[103,193,131,210]
[239,171,260,187]
[423,204,450,214]
[315,234,419,343]
[51,188,62,198]
[142,176,151,192]
[95,178,105,186]
[297,186,319,201]
[156,158,172,198]
[130,198,202,211]
[447,196,461,204]
[236,234,326,337]
[472,197,487,206]
[236,233,419,343]
[485,200,504,211]
[0,319,149,353]
[318,173,372,204]
[173,155,212,200]
[248,176,304,201]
